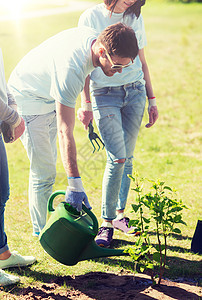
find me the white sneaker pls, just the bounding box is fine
[0,251,36,269]
[0,269,20,286]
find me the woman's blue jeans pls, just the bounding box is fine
[91,82,146,220]
[0,134,9,254]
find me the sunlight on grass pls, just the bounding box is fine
[0,0,32,18]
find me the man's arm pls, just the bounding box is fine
[56,101,79,177]
[56,101,91,212]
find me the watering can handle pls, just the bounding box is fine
[47,190,99,234]
[48,190,66,212]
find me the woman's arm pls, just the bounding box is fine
[139,48,158,128]
[139,48,154,99]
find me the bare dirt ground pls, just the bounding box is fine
[2,271,201,300]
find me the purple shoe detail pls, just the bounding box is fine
[113,217,141,236]
[95,227,114,248]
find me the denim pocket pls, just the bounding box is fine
[92,87,109,97]
[133,81,145,93]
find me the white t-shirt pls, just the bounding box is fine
[78,3,147,90]
[8,27,96,115]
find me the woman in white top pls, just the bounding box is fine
[78,0,158,247]
[0,49,36,286]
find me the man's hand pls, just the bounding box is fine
[77,101,93,130]
[65,177,92,212]
[145,98,158,128]
[1,116,25,143]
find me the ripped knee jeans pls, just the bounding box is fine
[91,82,146,220]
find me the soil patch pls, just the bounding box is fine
[2,272,201,300]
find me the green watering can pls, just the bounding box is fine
[39,191,128,266]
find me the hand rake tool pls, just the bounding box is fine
[88,122,105,153]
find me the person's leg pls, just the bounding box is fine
[113,82,146,234]
[91,87,127,246]
[0,136,35,285]
[0,135,10,256]
[21,111,57,235]
[117,83,146,208]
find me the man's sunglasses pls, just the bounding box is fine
[104,48,134,70]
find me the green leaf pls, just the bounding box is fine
[153,252,161,263]
[142,200,150,208]
[168,207,183,214]
[154,244,165,252]
[153,252,165,264]
[163,186,173,191]
[143,217,150,224]
[155,216,162,222]
[136,236,143,247]
[131,187,142,193]
[129,219,139,227]
[132,204,140,213]
[128,175,134,181]
[147,263,154,270]
[140,246,152,257]
[179,220,187,226]
[140,266,145,273]
[172,228,181,234]
[173,215,182,222]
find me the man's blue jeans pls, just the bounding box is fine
[91,82,146,220]
[21,111,57,234]
[0,135,9,254]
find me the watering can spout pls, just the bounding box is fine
[79,240,128,262]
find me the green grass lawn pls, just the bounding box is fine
[0,0,201,297]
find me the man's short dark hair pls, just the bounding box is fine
[97,22,139,60]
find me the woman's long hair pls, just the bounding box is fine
[104,0,146,18]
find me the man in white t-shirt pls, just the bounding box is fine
[8,23,139,237]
